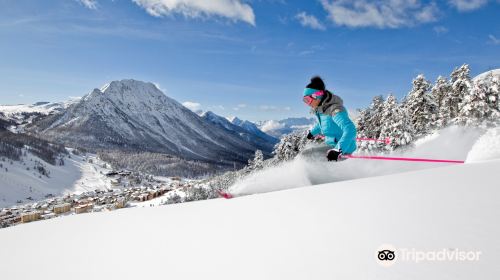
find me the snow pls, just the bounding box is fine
[0,157,498,279]
[2,97,500,279]
[0,151,113,208]
[0,99,78,119]
[230,125,488,196]
[466,126,500,162]
[473,68,500,83]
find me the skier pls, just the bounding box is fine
[303,76,357,161]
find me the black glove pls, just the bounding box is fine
[326,149,342,161]
[306,131,314,140]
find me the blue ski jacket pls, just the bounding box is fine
[310,91,357,154]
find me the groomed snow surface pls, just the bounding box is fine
[1,126,499,279]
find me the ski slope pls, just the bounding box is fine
[0,154,498,279]
[230,125,490,195]
[0,151,113,208]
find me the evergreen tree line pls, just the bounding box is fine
[98,151,227,178]
[356,64,500,151]
[0,130,67,164]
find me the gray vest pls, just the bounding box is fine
[314,90,345,116]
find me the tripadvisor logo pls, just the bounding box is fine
[376,244,397,267]
[375,244,482,267]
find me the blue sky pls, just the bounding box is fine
[0,0,499,121]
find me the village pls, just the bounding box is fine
[0,169,192,229]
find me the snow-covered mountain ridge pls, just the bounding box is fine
[200,111,278,155]
[28,79,262,166]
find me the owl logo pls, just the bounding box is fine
[378,250,396,261]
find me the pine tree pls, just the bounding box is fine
[432,76,452,128]
[355,108,370,136]
[366,95,384,139]
[448,64,472,122]
[485,74,500,115]
[404,74,437,136]
[247,150,264,171]
[379,95,414,150]
[457,81,492,126]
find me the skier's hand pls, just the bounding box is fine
[306,131,315,140]
[326,149,342,161]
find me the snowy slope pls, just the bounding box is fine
[0,151,113,208]
[0,100,77,124]
[474,68,500,84]
[0,157,498,279]
[230,125,487,195]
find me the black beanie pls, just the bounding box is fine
[306,76,325,91]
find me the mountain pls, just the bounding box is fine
[200,111,278,155]
[256,117,316,138]
[227,116,278,144]
[0,100,78,125]
[28,79,258,166]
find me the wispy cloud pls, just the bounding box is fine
[433,26,449,35]
[320,0,439,29]
[182,101,202,112]
[233,103,247,111]
[132,0,256,26]
[78,0,98,10]
[489,34,500,45]
[259,105,290,112]
[448,0,489,12]
[295,12,326,30]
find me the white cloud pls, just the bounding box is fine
[259,105,278,111]
[260,120,285,132]
[78,0,98,9]
[448,0,488,11]
[182,101,202,111]
[489,34,500,45]
[233,103,247,111]
[433,26,449,35]
[132,0,256,25]
[295,11,326,30]
[259,105,291,112]
[320,0,439,29]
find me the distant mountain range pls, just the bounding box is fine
[199,111,278,156]
[1,80,278,171]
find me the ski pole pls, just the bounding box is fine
[314,135,391,144]
[356,137,391,144]
[342,154,465,164]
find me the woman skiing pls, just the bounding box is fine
[303,76,357,161]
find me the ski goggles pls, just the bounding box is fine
[303,90,324,105]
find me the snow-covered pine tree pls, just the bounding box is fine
[457,81,492,126]
[404,74,437,136]
[379,94,414,150]
[489,76,500,125]
[355,108,372,151]
[355,108,370,136]
[366,95,384,139]
[485,74,500,114]
[448,64,472,122]
[432,76,452,128]
[247,150,264,171]
[273,131,307,161]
